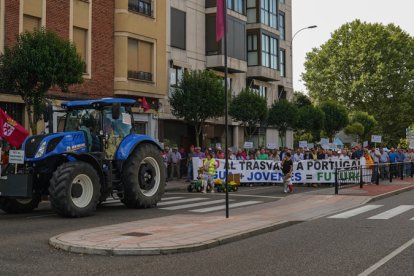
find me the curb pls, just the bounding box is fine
[49,220,300,256]
[367,184,414,203]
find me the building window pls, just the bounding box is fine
[134,121,147,135]
[279,48,286,77]
[128,38,153,82]
[261,34,278,69]
[260,0,277,29]
[73,27,88,72]
[251,85,267,98]
[279,12,285,40]
[246,0,256,23]
[128,0,152,17]
[23,14,41,32]
[0,102,24,125]
[170,66,184,87]
[227,0,245,15]
[278,85,286,99]
[247,34,258,66]
[170,8,186,50]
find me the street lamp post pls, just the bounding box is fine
[290,25,317,56]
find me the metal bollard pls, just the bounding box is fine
[376,162,379,185]
[411,161,413,178]
[335,167,338,195]
[390,163,393,183]
[401,162,404,180]
[360,166,363,188]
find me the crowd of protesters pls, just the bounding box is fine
[161,143,414,184]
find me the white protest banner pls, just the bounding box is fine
[320,138,329,146]
[192,158,361,184]
[9,150,25,164]
[299,141,307,148]
[363,141,368,148]
[371,135,382,143]
[267,143,277,149]
[244,141,254,149]
[307,143,314,149]
[409,140,414,149]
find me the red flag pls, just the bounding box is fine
[216,0,227,42]
[142,97,150,112]
[0,109,29,148]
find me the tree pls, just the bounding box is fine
[302,20,414,145]
[229,88,268,140]
[169,70,225,147]
[344,122,365,142]
[348,111,377,141]
[292,91,312,108]
[297,105,325,142]
[268,100,298,147]
[0,28,85,134]
[319,101,349,139]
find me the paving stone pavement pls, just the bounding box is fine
[49,179,414,256]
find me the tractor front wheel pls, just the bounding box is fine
[122,143,166,208]
[49,161,100,217]
[0,195,41,214]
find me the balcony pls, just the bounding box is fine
[128,0,152,17]
[206,55,247,73]
[128,70,153,82]
[247,66,280,81]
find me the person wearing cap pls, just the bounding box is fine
[379,148,389,179]
[216,147,224,159]
[168,147,181,180]
[228,148,237,160]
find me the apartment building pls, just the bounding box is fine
[160,0,293,149]
[0,0,114,131]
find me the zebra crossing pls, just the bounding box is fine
[328,204,414,220]
[102,196,263,213]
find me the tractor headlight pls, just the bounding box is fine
[35,141,47,158]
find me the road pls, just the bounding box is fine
[2,185,413,275]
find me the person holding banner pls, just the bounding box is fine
[202,152,216,193]
[281,152,293,193]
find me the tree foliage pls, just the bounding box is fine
[268,100,298,146]
[0,28,85,134]
[348,111,377,141]
[319,101,349,139]
[302,20,414,145]
[169,70,225,146]
[344,122,365,142]
[297,105,325,142]
[229,88,268,139]
[292,91,312,108]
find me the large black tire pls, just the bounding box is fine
[122,143,166,208]
[0,195,41,214]
[49,161,100,218]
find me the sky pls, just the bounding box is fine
[292,0,414,93]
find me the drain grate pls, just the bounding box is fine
[122,232,152,237]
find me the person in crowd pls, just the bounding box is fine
[248,151,256,160]
[311,148,318,160]
[396,148,405,177]
[351,145,364,159]
[193,146,205,159]
[186,145,195,182]
[270,149,280,161]
[201,152,216,193]
[370,148,380,182]
[403,149,411,176]
[161,147,169,182]
[363,148,374,183]
[292,149,302,162]
[303,148,312,160]
[281,152,293,193]
[168,147,181,180]
[228,148,237,160]
[339,149,350,160]
[216,147,224,159]
[317,148,326,160]
[379,148,389,179]
[279,147,288,160]
[257,148,268,160]
[179,147,187,179]
[388,147,398,178]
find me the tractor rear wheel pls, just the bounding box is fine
[122,143,165,208]
[49,161,100,217]
[0,195,41,214]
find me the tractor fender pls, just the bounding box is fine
[62,152,104,184]
[115,134,161,161]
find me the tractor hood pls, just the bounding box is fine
[23,131,88,162]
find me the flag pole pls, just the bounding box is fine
[223,0,229,218]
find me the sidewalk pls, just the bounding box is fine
[49,178,414,256]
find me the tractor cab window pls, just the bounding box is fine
[102,107,132,137]
[65,109,101,133]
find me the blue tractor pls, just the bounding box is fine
[0,98,165,217]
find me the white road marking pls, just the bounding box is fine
[191,201,263,213]
[161,197,184,201]
[160,199,233,210]
[359,237,414,276]
[167,192,282,199]
[368,205,414,220]
[328,205,383,219]
[157,198,207,206]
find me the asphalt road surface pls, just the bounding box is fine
[6,184,414,275]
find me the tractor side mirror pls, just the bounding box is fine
[43,102,53,123]
[112,103,120,120]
